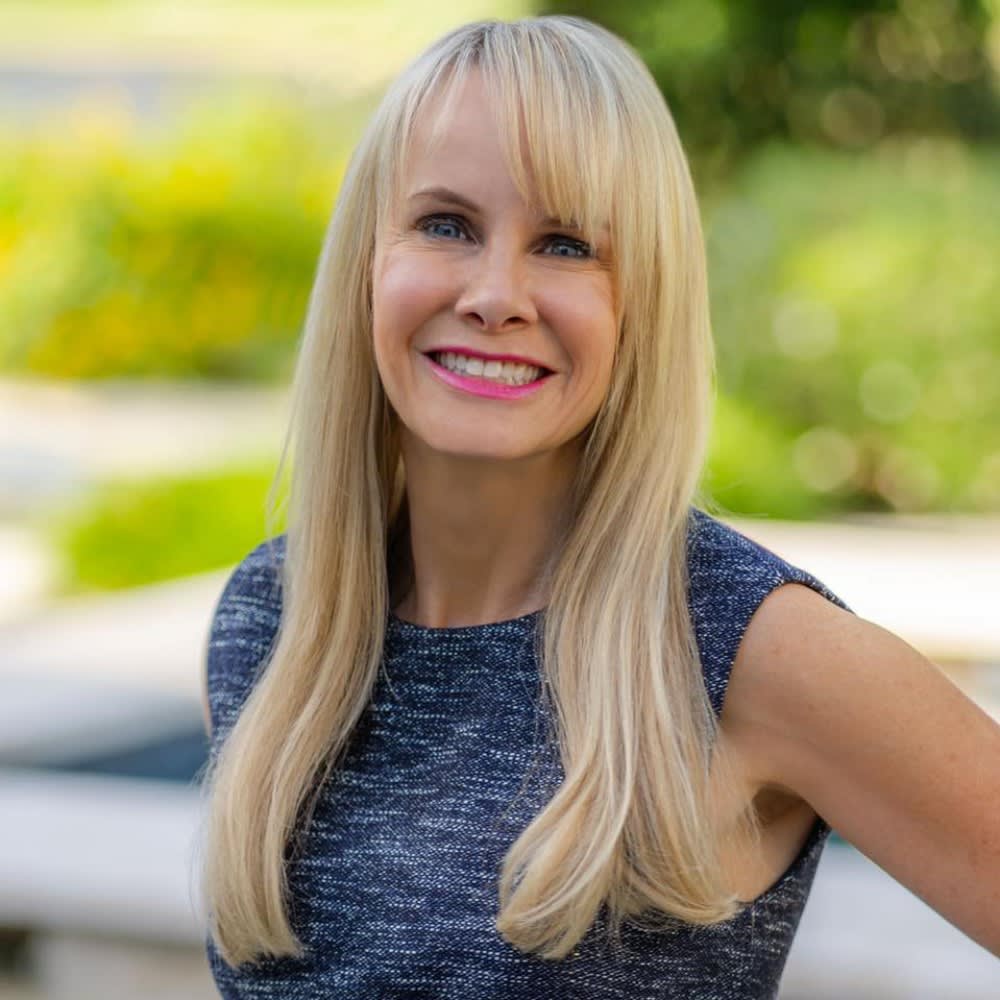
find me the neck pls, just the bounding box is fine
[392,433,580,628]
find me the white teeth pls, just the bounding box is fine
[433,352,543,386]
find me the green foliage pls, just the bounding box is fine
[51,463,287,591]
[705,394,824,520]
[703,141,1000,516]
[0,91,350,380]
[542,0,1000,177]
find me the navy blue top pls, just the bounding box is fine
[205,509,851,999]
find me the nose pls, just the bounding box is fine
[454,240,538,333]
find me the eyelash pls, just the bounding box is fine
[416,214,594,260]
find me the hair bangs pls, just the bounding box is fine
[477,25,620,251]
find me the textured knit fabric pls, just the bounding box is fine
[204,508,851,999]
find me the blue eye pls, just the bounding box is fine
[543,236,593,259]
[419,215,469,241]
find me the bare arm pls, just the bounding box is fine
[725,582,1000,956]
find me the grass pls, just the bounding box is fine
[49,462,288,592]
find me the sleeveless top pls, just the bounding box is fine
[204,508,851,999]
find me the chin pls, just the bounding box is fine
[417,429,544,464]
[438,442,537,463]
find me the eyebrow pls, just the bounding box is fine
[409,186,481,213]
[408,185,590,232]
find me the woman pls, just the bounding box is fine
[201,15,1000,998]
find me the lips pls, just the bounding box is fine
[423,352,553,400]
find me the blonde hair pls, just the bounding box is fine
[202,15,759,966]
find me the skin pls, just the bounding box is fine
[372,73,616,627]
[722,584,1000,952]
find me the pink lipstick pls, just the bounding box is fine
[423,353,553,400]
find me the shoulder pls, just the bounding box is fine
[203,534,287,741]
[725,579,1000,960]
[685,509,848,612]
[684,508,851,717]
[722,572,915,797]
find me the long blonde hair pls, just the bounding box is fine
[203,15,758,966]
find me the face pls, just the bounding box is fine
[371,73,617,467]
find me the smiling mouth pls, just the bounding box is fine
[425,350,552,387]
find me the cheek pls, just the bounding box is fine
[372,251,453,351]
[554,282,618,384]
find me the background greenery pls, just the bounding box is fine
[544,0,1000,179]
[3,0,998,589]
[0,93,348,382]
[52,463,287,591]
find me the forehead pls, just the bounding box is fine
[392,68,609,235]
[403,75,511,189]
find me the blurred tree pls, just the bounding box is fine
[541,0,1000,177]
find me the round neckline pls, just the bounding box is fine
[386,607,543,639]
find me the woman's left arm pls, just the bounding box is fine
[726,582,1000,956]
